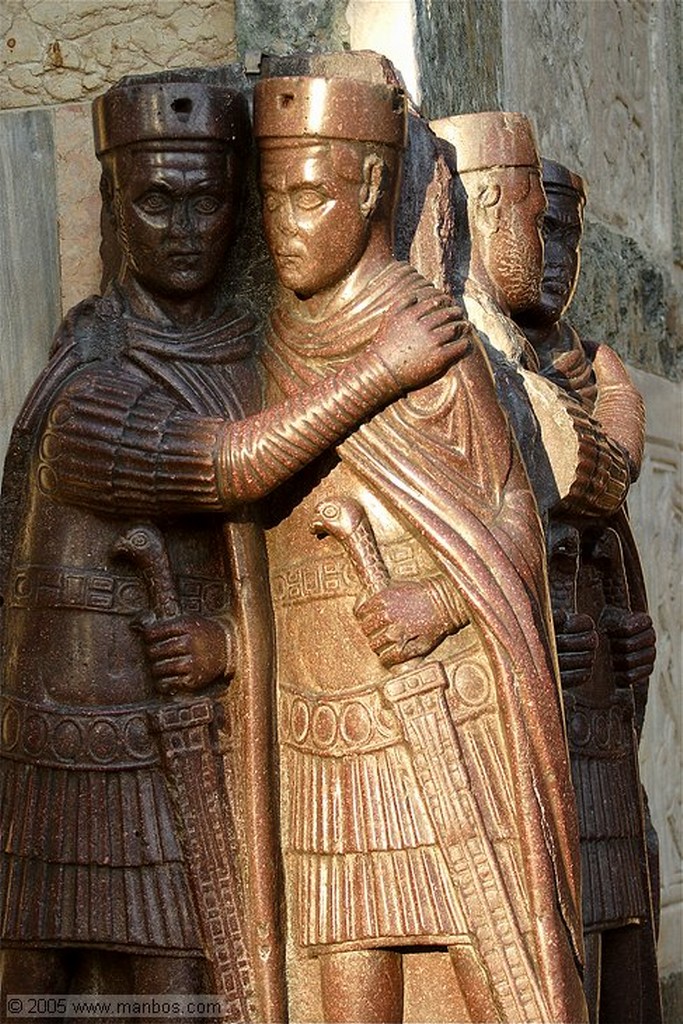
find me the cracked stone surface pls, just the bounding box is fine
[0,0,236,108]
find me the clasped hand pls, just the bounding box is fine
[599,607,656,687]
[553,610,599,688]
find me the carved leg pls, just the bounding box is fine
[583,932,601,1024]
[0,948,73,1024]
[448,944,503,1023]
[319,949,403,1023]
[599,924,661,1024]
[132,955,212,1024]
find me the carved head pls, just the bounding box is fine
[254,76,405,299]
[534,159,586,325]
[431,112,546,315]
[93,75,249,299]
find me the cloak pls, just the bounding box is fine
[264,261,585,1022]
[0,286,285,1022]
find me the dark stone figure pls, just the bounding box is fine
[254,66,587,1024]
[0,71,468,1023]
[516,159,662,1024]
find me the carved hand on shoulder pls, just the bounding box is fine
[140,614,234,695]
[372,291,473,392]
[354,580,456,668]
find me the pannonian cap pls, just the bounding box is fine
[93,78,249,157]
[253,76,406,148]
[542,157,587,200]
[431,111,540,173]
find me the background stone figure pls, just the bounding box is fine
[254,59,586,1024]
[516,159,661,1024]
[0,69,468,1023]
[428,111,661,1022]
[430,111,630,525]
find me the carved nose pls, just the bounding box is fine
[275,200,298,237]
[169,200,193,234]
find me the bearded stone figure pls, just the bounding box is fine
[516,160,661,1024]
[429,112,660,1024]
[254,64,587,1024]
[431,112,630,523]
[0,68,467,1023]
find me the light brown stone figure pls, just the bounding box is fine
[255,71,587,1023]
[430,112,627,523]
[0,71,467,1023]
[516,160,661,1024]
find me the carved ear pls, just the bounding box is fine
[99,173,118,226]
[473,180,502,235]
[360,153,384,218]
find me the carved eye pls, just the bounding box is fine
[294,188,327,211]
[194,195,221,215]
[263,192,280,213]
[137,192,169,214]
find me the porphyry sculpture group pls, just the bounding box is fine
[0,51,660,1024]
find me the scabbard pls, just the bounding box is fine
[383,660,550,1023]
[151,697,256,1023]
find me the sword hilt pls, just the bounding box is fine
[591,526,630,610]
[113,523,181,620]
[311,497,391,596]
[547,521,581,616]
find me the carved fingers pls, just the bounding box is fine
[553,610,599,688]
[140,614,232,694]
[372,291,474,392]
[354,579,458,668]
[560,400,631,515]
[600,607,657,687]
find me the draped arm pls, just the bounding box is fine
[37,351,407,516]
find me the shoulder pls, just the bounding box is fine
[52,290,127,362]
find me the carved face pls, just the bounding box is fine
[538,188,584,322]
[260,142,372,298]
[476,167,546,314]
[110,145,238,298]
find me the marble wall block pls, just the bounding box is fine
[0,108,61,463]
[1,0,237,109]
[54,102,102,311]
[500,0,676,262]
[236,0,348,61]
[629,369,683,982]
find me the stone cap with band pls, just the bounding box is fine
[542,157,587,201]
[430,111,540,173]
[253,75,406,148]
[93,76,249,157]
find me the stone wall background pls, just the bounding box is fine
[1,0,236,107]
[1,0,681,1014]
